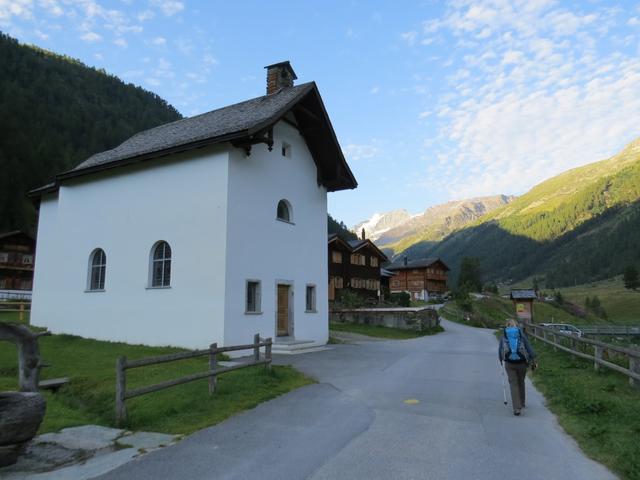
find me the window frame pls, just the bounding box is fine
[276,199,294,224]
[281,142,292,158]
[148,241,172,289]
[245,279,262,314]
[305,284,317,313]
[86,248,106,292]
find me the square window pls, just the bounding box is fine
[282,142,292,158]
[306,285,316,312]
[246,280,261,313]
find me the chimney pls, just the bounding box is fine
[265,61,297,95]
[361,228,366,240]
[403,256,408,266]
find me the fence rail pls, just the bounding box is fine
[0,301,31,323]
[524,323,640,389]
[577,325,640,336]
[115,333,272,425]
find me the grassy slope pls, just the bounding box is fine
[528,340,640,480]
[329,322,443,339]
[397,138,640,286]
[560,276,640,324]
[0,329,313,435]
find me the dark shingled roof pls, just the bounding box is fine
[510,290,537,300]
[31,81,357,196]
[71,83,315,173]
[386,258,449,271]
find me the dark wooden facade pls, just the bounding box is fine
[328,235,388,301]
[388,258,449,301]
[0,232,36,291]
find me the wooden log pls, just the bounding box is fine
[0,324,48,392]
[0,392,46,467]
[115,356,127,427]
[209,343,217,395]
[254,333,260,363]
[38,377,69,392]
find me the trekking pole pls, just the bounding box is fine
[500,363,508,405]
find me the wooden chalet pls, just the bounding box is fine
[328,234,388,301]
[387,257,449,301]
[0,231,35,291]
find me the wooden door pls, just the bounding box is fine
[277,284,290,336]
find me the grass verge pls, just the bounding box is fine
[329,322,444,339]
[0,330,314,435]
[528,338,640,480]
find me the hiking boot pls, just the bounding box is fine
[514,409,521,416]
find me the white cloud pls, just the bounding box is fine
[150,0,184,16]
[113,37,127,47]
[80,31,101,42]
[34,28,49,40]
[145,77,161,86]
[0,0,33,20]
[401,30,417,46]
[405,0,640,200]
[151,36,166,45]
[370,86,380,94]
[344,144,380,162]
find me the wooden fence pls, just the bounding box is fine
[524,323,640,389]
[0,301,31,323]
[577,325,640,337]
[115,333,272,425]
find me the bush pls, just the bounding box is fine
[388,291,411,307]
[335,289,367,308]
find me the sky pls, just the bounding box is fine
[2,0,640,227]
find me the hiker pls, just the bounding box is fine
[499,319,537,416]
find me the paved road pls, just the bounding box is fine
[98,319,616,480]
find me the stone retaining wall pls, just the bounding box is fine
[330,307,440,332]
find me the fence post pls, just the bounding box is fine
[629,356,640,389]
[19,303,25,323]
[594,346,603,372]
[265,337,272,372]
[115,356,127,427]
[209,343,217,395]
[551,333,557,352]
[254,333,260,363]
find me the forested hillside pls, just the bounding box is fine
[0,32,181,233]
[400,137,640,287]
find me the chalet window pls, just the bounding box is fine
[246,280,261,313]
[306,284,316,312]
[150,241,172,288]
[282,142,291,158]
[277,199,292,222]
[350,254,366,266]
[391,280,400,288]
[332,276,344,288]
[88,248,106,291]
[370,257,378,267]
[332,251,342,263]
[22,254,33,265]
[0,252,7,263]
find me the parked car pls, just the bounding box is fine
[539,323,583,337]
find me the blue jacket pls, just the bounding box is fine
[499,327,536,364]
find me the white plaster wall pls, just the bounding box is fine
[224,121,328,347]
[31,148,229,349]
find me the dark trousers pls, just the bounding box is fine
[505,362,527,410]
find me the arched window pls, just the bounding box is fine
[88,248,106,291]
[150,241,172,287]
[277,199,292,222]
